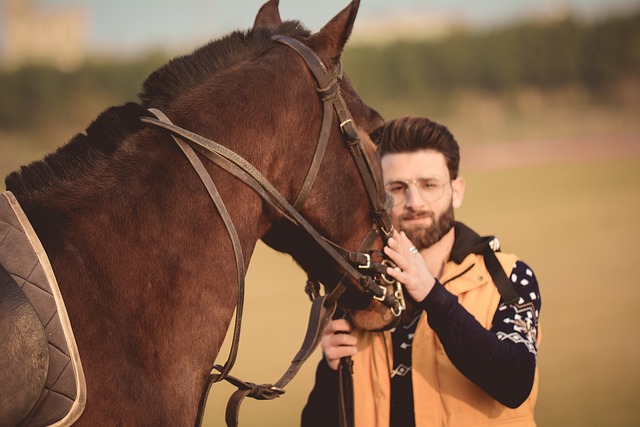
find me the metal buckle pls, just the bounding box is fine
[380,259,396,285]
[372,285,387,302]
[391,282,406,317]
[269,385,285,394]
[358,253,371,269]
[304,280,321,302]
[340,118,353,132]
[391,304,403,317]
[339,119,358,140]
[380,224,394,239]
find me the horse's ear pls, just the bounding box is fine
[253,0,282,29]
[308,0,360,66]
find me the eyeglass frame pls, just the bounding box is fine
[384,177,452,205]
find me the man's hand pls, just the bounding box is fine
[384,231,437,303]
[321,319,358,370]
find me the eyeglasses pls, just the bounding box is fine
[385,178,450,205]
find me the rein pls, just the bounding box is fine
[140,34,402,426]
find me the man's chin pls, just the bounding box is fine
[399,218,433,232]
[399,204,455,250]
[398,229,424,249]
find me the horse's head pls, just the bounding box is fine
[1,3,406,424]
[252,1,403,331]
[135,0,401,331]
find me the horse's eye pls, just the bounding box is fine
[369,127,382,145]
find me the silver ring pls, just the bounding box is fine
[409,246,419,254]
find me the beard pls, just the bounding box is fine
[398,203,455,250]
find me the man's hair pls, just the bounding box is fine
[378,116,460,179]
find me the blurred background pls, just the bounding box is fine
[1,0,639,426]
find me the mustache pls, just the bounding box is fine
[398,210,435,222]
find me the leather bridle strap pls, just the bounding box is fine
[223,295,337,425]
[292,95,332,210]
[147,109,246,385]
[338,355,355,427]
[144,110,249,427]
[143,111,340,427]
[140,114,399,310]
[272,35,394,240]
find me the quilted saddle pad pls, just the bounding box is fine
[0,191,86,427]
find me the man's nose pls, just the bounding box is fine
[404,185,426,209]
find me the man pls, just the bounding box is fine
[302,116,541,426]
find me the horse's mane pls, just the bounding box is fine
[6,21,309,198]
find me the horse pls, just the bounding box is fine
[0,1,403,425]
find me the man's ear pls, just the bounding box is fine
[452,176,465,209]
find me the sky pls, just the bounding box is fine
[36,0,640,53]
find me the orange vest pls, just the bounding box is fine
[351,252,540,427]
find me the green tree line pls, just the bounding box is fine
[0,53,167,131]
[1,10,638,132]
[343,11,640,110]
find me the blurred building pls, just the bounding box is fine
[352,9,463,44]
[0,0,88,70]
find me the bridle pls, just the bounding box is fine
[140,34,405,426]
[269,35,404,313]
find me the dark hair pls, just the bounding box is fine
[378,116,460,179]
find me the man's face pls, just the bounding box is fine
[381,149,464,250]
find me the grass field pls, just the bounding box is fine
[2,101,639,426]
[461,158,640,427]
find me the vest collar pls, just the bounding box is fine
[450,222,498,264]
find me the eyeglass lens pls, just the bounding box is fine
[385,178,447,204]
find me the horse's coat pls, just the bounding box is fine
[2,1,392,424]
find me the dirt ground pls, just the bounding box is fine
[461,133,640,172]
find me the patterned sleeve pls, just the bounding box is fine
[493,261,541,359]
[423,260,541,408]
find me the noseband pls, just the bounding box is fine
[140,34,405,426]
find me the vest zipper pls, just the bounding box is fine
[441,263,475,286]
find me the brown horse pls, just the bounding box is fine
[2,1,398,425]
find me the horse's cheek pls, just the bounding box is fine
[349,302,397,332]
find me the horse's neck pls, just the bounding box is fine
[19,139,270,414]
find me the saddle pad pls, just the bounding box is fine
[0,192,86,427]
